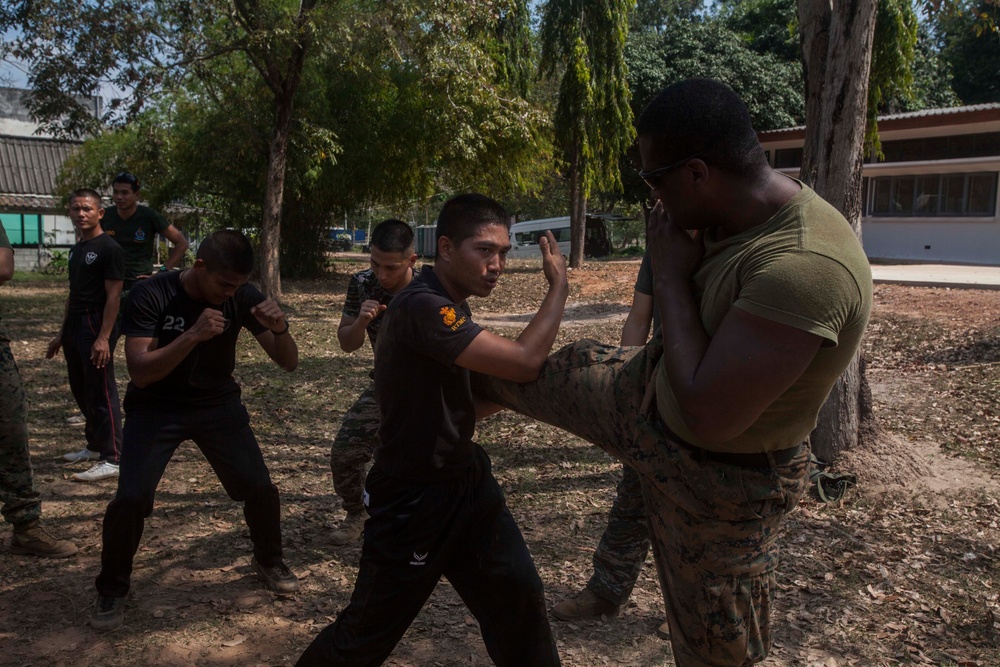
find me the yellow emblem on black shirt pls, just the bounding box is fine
[440,306,457,327]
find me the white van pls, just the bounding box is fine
[507,215,611,258]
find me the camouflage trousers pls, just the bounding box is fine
[330,384,379,515]
[0,341,40,526]
[588,462,651,607]
[473,337,809,667]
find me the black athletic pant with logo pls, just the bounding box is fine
[95,399,284,598]
[297,445,560,667]
[62,309,123,462]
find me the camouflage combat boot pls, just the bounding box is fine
[10,521,78,558]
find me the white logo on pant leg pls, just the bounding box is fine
[362,489,369,507]
[85,252,98,265]
[410,552,428,566]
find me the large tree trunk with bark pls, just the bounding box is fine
[260,97,293,300]
[568,143,586,268]
[798,0,879,463]
[236,0,316,300]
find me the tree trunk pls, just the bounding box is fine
[798,0,879,463]
[568,142,586,268]
[237,0,317,300]
[260,96,293,300]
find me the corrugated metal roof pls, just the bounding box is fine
[878,102,1000,121]
[760,103,1000,136]
[0,134,81,196]
[0,193,62,210]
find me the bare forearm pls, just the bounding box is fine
[337,321,366,353]
[56,297,70,335]
[513,280,569,374]
[99,283,123,340]
[265,332,299,371]
[127,334,201,387]
[164,241,187,270]
[657,279,711,404]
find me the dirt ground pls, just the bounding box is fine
[1,257,998,667]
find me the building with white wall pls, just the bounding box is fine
[758,104,1000,266]
[0,87,93,270]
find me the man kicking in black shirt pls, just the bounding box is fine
[90,229,299,630]
[298,194,568,666]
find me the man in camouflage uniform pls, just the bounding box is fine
[474,79,872,666]
[552,252,670,639]
[0,222,78,557]
[330,219,416,545]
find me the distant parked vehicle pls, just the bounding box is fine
[508,215,612,259]
[326,228,366,252]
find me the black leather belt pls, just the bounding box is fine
[665,424,803,469]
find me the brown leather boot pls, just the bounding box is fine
[329,512,366,546]
[10,521,78,558]
[552,587,619,620]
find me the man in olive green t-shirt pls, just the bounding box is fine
[0,224,78,557]
[474,79,872,667]
[103,172,189,290]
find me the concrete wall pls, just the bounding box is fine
[863,218,1000,265]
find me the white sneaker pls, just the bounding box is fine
[72,461,120,482]
[63,448,101,463]
[66,413,86,426]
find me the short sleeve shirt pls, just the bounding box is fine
[342,268,395,349]
[654,182,873,453]
[372,265,484,481]
[121,271,268,408]
[634,251,660,333]
[103,204,172,284]
[67,234,125,314]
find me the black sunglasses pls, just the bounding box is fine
[113,172,140,188]
[637,151,704,188]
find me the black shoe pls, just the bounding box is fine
[90,595,124,630]
[252,557,299,593]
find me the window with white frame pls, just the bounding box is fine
[1,213,43,245]
[865,172,999,217]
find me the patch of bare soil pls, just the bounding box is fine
[3,266,1000,667]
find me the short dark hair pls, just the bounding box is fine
[636,78,768,179]
[68,189,104,207]
[435,194,509,248]
[197,230,254,275]
[370,219,414,254]
[112,172,140,192]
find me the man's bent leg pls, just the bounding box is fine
[446,448,560,667]
[330,385,379,515]
[297,469,466,666]
[97,407,185,597]
[194,402,282,566]
[472,339,658,462]
[588,463,651,606]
